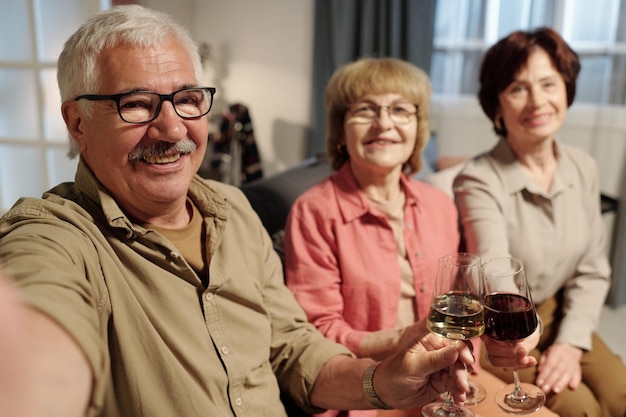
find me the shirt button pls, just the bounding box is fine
[170,252,180,259]
[205,293,213,301]
[221,346,229,355]
[235,397,243,406]
[415,252,422,257]
[420,285,427,292]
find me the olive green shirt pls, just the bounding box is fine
[454,139,611,351]
[0,158,350,417]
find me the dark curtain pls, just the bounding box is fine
[308,0,437,156]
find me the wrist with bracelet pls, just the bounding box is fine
[363,362,393,410]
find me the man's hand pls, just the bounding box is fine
[536,343,582,394]
[374,331,474,409]
[310,319,475,411]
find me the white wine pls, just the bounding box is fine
[427,291,484,340]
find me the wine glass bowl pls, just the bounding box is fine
[482,257,545,415]
[426,253,484,341]
[483,292,537,341]
[427,292,484,340]
[422,253,484,417]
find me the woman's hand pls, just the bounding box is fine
[480,325,540,370]
[536,343,583,394]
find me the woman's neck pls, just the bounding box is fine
[509,137,558,192]
[350,163,404,203]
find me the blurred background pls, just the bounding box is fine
[1,0,625,313]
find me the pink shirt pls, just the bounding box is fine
[284,163,460,355]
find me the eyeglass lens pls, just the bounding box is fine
[348,102,417,124]
[119,88,211,123]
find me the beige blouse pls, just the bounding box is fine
[368,193,417,328]
[453,139,611,350]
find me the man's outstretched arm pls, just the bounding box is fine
[0,271,92,417]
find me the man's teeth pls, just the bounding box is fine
[144,153,181,164]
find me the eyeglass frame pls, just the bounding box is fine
[345,101,418,125]
[74,86,216,124]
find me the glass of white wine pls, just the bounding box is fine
[422,253,484,417]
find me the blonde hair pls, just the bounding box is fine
[325,57,431,174]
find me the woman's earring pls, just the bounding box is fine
[494,117,502,132]
[337,143,346,153]
[494,117,506,136]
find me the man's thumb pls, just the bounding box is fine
[429,345,459,370]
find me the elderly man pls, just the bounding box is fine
[0,5,534,417]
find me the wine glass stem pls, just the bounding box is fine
[443,388,455,409]
[442,362,457,410]
[444,340,459,406]
[511,370,528,401]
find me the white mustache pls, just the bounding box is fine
[128,139,197,162]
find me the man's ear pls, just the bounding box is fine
[61,101,87,153]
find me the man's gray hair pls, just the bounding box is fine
[57,5,204,158]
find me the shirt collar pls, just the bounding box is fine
[331,162,421,223]
[491,138,571,198]
[74,157,230,236]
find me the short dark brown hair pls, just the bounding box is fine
[478,27,580,137]
[325,57,431,174]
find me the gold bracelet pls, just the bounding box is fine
[363,363,393,410]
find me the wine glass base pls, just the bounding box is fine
[440,380,486,406]
[496,382,546,415]
[465,380,487,405]
[422,401,475,417]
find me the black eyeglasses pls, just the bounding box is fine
[74,87,216,124]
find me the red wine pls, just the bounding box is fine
[484,293,537,341]
[427,291,484,340]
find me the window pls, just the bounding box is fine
[431,0,626,105]
[0,0,109,214]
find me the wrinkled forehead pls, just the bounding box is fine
[95,39,200,92]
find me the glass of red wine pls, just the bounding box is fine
[481,257,545,414]
[422,253,484,417]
